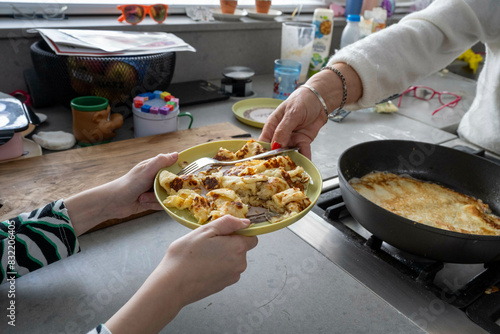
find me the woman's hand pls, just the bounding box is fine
[259,63,363,160]
[105,215,259,334]
[260,87,326,159]
[66,152,178,236]
[107,152,179,215]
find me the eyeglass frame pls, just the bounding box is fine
[117,4,169,25]
[397,85,461,115]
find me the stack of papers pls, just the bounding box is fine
[32,29,196,56]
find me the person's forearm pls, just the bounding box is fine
[65,183,117,236]
[305,62,363,115]
[65,153,178,236]
[104,259,184,333]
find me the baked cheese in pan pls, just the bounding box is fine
[350,172,500,236]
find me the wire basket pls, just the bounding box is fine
[30,40,176,111]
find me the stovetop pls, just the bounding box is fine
[289,178,499,333]
[321,184,500,331]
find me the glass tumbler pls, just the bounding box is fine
[273,59,301,100]
[281,22,315,83]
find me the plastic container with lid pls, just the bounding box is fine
[309,8,335,76]
[132,91,193,138]
[0,97,30,161]
[340,14,361,49]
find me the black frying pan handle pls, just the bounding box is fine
[453,145,500,166]
[453,145,485,157]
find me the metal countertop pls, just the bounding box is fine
[0,212,425,334]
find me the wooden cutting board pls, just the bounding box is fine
[0,122,251,231]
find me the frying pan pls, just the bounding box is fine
[338,140,500,264]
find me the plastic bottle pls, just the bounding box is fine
[345,0,363,16]
[309,8,334,76]
[340,14,361,49]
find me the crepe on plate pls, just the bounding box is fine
[159,140,311,224]
[350,171,500,236]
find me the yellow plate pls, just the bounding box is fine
[232,98,282,128]
[154,140,322,236]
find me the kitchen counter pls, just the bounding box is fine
[0,211,425,334]
[1,72,483,333]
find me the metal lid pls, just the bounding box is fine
[222,66,255,80]
[0,98,29,145]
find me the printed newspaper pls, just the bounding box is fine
[32,29,196,56]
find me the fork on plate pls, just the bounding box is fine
[247,211,280,224]
[177,147,299,175]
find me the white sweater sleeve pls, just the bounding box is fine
[327,0,489,110]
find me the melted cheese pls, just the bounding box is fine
[206,189,249,220]
[350,172,500,236]
[213,139,267,161]
[159,170,201,194]
[163,189,211,224]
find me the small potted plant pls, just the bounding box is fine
[220,0,238,14]
[255,0,271,14]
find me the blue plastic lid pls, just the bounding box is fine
[346,14,361,22]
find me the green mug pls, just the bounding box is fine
[71,96,123,145]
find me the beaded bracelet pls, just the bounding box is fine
[299,84,329,121]
[321,65,347,118]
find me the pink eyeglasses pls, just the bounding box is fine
[398,86,461,115]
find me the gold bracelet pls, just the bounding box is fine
[299,84,329,121]
[321,65,347,118]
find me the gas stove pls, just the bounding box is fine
[289,173,500,334]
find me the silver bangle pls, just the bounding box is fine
[299,84,329,121]
[321,65,347,118]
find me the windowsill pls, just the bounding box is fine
[0,14,311,38]
[1,12,407,39]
